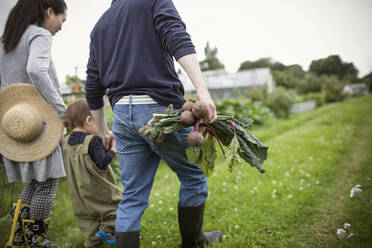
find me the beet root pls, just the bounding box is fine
[179,111,196,125]
[187,131,204,147]
[181,101,194,112]
[192,101,210,121]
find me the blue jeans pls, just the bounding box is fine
[112,103,208,232]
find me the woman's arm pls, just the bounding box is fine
[26,31,66,118]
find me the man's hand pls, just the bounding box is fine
[177,53,217,123]
[91,107,114,150]
[196,87,217,123]
[99,130,115,151]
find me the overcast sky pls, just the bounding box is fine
[1,0,372,81]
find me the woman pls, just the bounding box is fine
[0,0,67,247]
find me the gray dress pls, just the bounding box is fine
[0,24,67,183]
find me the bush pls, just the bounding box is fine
[296,73,323,94]
[216,98,272,125]
[297,92,325,107]
[323,76,347,103]
[265,87,293,119]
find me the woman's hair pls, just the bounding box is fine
[1,0,67,53]
[65,99,93,129]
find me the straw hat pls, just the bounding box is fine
[0,83,64,162]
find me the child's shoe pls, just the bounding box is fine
[95,230,115,245]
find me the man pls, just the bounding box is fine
[85,0,223,247]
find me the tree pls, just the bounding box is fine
[238,57,273,71]
[309,55,358,81]
[360,72,372,91]
[199,42,224,71]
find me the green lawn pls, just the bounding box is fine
[1,95,372,247]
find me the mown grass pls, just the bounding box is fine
[1,95,371,247]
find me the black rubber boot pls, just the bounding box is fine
[115,231,140,248]
[178,203,224,248]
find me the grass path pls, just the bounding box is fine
[1,96,371,247]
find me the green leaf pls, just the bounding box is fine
[225,131,242,171]
[186,146,202,164]
[199,134,217,177]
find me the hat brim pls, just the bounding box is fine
[0,83,64,162]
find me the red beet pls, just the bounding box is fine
[187,131,204,147]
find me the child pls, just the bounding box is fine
[62,99,122,248]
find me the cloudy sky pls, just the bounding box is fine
[1,0,372,81]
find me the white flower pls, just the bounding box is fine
[272,180,277,185]
[234,186,239,190]
[234,224,239,229]
[163,222,167,225]
[299,187,303,191]
[223,188,226,192]
[285,172,290,177]
[350,184,362,198]
[344,223,351,229]
[157,235,161,239]
[337,228,346,239]
[155,192,160,197]
[315,181,320,185]
[306,173,310,178]
[169,207,174,211]
[152,241,156,246]
[347,233,354,238]
[213,173,217,176]
[234,208,238,212]
[222,235,227,240]
[288,194,293,199]
[150,204,154,208]
[222,182,227,186]
[158,200,163,204]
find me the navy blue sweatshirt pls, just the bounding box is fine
[85,0,196,110]
[68,131,116,170]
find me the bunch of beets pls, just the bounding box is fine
[139,100,268,173]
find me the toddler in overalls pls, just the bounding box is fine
[62,99,122,247]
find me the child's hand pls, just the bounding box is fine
[110,138,117,154]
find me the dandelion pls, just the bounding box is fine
[350,184,362,198]
[337,228,346,239]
